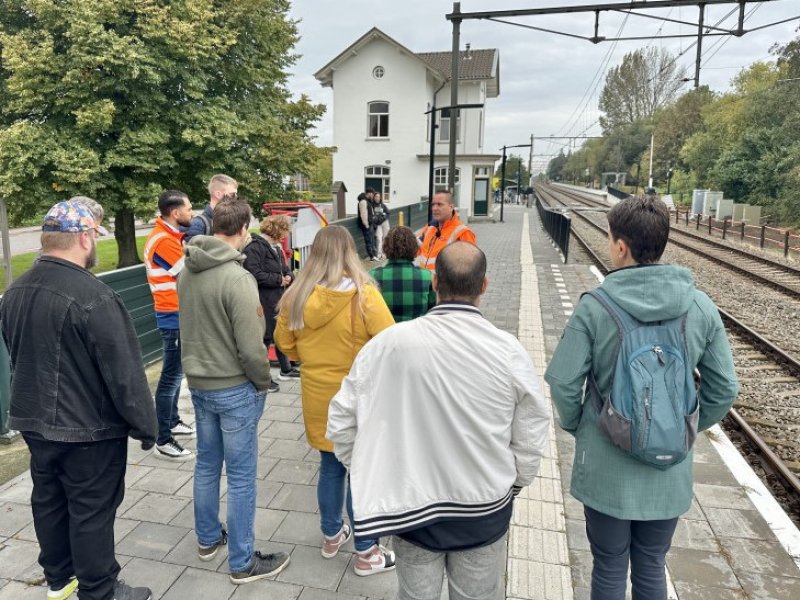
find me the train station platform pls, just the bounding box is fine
[1,205,800,599]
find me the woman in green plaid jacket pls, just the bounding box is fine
[370,226,436,322]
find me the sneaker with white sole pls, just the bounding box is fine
[277,368,301,381]
[321,523,352,558]
[198,525,228,561]
[154,438,194,462]
[354,544,396,577]
[48,576,78,600]
[268,381,280,393]
[229,551,291,584]
[171,419,196,438]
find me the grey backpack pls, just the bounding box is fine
[585,288,700,470]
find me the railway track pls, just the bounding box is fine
[535,183,800,521]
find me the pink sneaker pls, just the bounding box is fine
[354,544,396,577]
[321,523,352,558]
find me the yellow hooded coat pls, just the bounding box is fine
[274,283,394,451]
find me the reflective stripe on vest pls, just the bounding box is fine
[446,225,467,245]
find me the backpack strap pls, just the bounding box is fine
[582,288,640,413]
[583,288,641,334]
[198,212,212,235]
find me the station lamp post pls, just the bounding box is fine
[425,102,483,223]
[499,143,532,223]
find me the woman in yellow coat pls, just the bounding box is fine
[274,225,395,577]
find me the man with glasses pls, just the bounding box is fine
[1,200,156,600]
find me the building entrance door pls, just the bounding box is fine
[473,173,489,217]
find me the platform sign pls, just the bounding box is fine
[661,194,676,211]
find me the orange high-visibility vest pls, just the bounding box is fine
[143,218,186,315]
[415,214,476,270]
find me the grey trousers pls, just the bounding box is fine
[394,533,507,600]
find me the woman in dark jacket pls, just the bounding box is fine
[242,215,299,391]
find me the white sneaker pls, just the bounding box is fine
[155,439,194,462]
[171,419,196,439]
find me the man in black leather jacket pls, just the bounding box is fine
[0,201,156,600]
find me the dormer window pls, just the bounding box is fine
[368,101,389,138]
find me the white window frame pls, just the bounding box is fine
[438,108,461,143]
[433,167,461,191]
[365,165,391,198]
[367,101,389,138]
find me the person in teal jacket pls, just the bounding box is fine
[544,196,738,600]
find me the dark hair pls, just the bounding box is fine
[213,196,251,236]
[383,226,419,261]
[158,190,188,217]
[435,241,486,300]
[365,187,377,194]
[607,196,670,264]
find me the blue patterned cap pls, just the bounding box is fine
[42,201,108,235]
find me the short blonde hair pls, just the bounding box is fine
[41,232,80,252]
[260,215,291,240]
[208,174,238,195]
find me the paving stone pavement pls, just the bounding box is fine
[2,204,799,599]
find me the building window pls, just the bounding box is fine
[367,101,389,138]
[439,108,460,143]
[372,66,385,79]
[365,165,391,198]
[433,167,460,191]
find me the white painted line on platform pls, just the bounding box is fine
[706,425,800,571]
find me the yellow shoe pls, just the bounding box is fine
[47,577,78,600]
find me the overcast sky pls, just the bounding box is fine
[287,0,799,172]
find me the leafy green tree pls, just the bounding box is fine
[307,149,333,198]
[494,154,530,188]
[546,151,568,182]
[0,0,324,266]
[599,47,688,133]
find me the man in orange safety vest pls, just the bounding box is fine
[415,191,477,271]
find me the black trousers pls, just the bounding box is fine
[24,435,127,600]
[360,226,376,258]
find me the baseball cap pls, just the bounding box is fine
[42,201,109,236]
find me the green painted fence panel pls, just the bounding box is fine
[98,265,161,365]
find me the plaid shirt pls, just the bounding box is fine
[370,259,436,322]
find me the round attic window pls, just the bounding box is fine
[372,66,385,79]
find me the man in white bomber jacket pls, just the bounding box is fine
[328,241,550,600]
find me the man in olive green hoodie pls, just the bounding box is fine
[545,196,738,600]
[178,197,290,585]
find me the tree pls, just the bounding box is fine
[307,149,333,198]
[494,154,530,189]
[546,151,568,181]
[599,47,688,133]
[0,0,324,266]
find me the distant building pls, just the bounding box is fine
[314,27,501,217]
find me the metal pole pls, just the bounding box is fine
[648,133,655,189]
[695,4,705,88]
[428,103,437,224]
[0,197,12,290]
[500,146,507,223]
[528,133,533,188]
[448,2,461,206]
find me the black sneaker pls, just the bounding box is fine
[198,526,228,561]
[112,579,151,600]
[277,368,301,381]
[268,381,280,393]
[229,551,291,584]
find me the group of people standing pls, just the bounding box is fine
[0,183,740,600]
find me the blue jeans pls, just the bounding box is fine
[584,505,679,600]
[155,328,182,445]
[318,451,376,552]
[191,382,266,572]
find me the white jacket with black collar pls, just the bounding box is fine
[327,303,551,543]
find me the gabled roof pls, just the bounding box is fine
[417,49,499,97]
[314,27,500,97]
[314,27,445,87]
